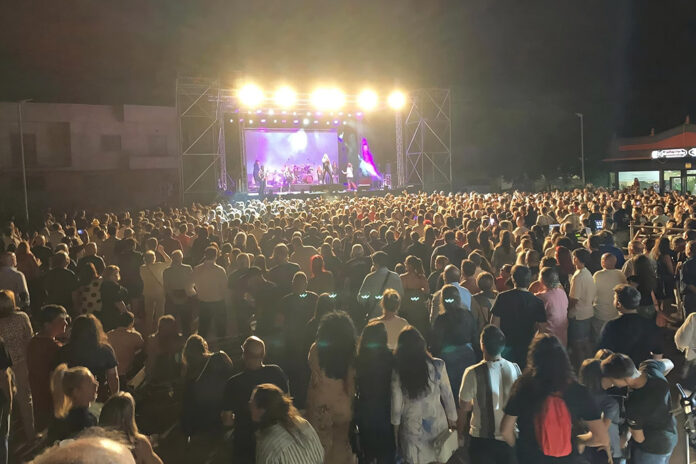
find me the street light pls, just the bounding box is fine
[575,112,585,186]
[17,99,32,224]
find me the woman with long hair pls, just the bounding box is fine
[308,254,335,295]
[651,236,675,313]
[251,384,324,464]
[306,311,357,464]
[0,290,35,441]
[492,230,516,273]
[354,322,396,464]
[431,285,477,399]
[303,292,336,358]
[47,364,98,443]
[145,315,184,385]
[76,262,102,315]
[181,334,234,437]
[99,392,163,464]
[58,313,119,400]
[555,245,574,293]
[399,256,430,337]
[630,254,659,319]
[27,305,68,432]
[391,326,457,463]
[500,334,608,463]
[535,267,569,347]
[578,359,622,463]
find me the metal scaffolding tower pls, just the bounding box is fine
[403,89,452,191]
[176,77,227,205]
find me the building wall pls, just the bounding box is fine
[0,102,179,211]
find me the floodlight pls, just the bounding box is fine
[238,84,264,107]
[358,89,378,111]
[273,86,296,108]
[388,90,407,110]
[303,118,310,125]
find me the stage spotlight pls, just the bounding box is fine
[268,109,275,115]
[303,118,310,125]
[314,120,319,124]
[334,120,339,124]
[293,119,299,124]
[238,84,264,107]
[248,119,254,124]
[388,90,407,110]
[273,119,277,123]
[358,89,378,111]
[261,119,266,123]
[311,88,345,110]
[273,86,296,108]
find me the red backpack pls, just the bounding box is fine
[534,393,572,457]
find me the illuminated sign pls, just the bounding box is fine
[651,148,692,159]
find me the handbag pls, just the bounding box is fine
[432,427,458,463]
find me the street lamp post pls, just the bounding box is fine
[17,99,32,224]
[575,112,585,186]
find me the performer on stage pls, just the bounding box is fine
[343,162,356,190]
[253,160,261,187]
[321,153,332,184]
[258,165,267,197]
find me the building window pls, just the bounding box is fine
[148,135,167,156]
[663,170,682,192]
[101,134,121,152]
[10,133,37,168]
[618,171,659,191]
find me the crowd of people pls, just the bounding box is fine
[0,187,695,463]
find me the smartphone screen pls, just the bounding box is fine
[594,219,603,230]
[549,224,560,233]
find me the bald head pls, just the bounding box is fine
[242,336,266,369]
[601,253,617,270]
[31,436,135,464]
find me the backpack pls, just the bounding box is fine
[534,393,572,457]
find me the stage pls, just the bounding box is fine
[220,185,416,203]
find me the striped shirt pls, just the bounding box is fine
[256,418,324,464]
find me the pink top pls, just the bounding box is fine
[535,287,569,347]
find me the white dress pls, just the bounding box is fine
[391,358,457,464]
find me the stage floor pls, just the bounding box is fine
[222,185,411,202]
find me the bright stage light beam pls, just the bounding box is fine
[387,90,407,110]
[238,84,264,107]
[273,86,296,108]
[311,88,345,110]
[358,89,378,111]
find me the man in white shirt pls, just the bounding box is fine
[430,265,472,323]
[358,251,404,319]
[193,246,228,340]
[0,252,29,308]
[592,253,627,343]
[569,248,596,367]
[460,325,520,463]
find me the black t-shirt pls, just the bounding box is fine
[626,360,677,455]
[47,406,98,444]
[58,342,117,383]
[613,209,630,231]
[491,289,546,368]
[597,313,662,366]
[43,268,79,311]
[267,262,301,296]
[222,365,289,452]
[504,379,601,463]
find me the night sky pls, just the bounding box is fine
[2,0,696,183]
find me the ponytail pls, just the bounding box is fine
[51,363,92,418]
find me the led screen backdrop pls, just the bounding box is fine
[245,129,338,187]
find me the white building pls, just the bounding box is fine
[0,102,179,211]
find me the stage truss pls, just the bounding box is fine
[176,77,452,202]
[402,89,452,191]
[176,77,227,205]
